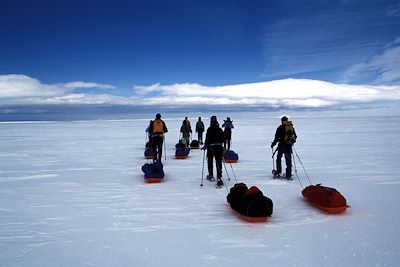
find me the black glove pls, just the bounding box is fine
[270,142,276,148]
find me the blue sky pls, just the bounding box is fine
[0,0,400,108]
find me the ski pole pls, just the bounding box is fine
[271,147,275,171]
[229,162,238,183]
[222,159,231,181]
[200,148,205,187]
[293,147,312,185]
[292,150,303,189]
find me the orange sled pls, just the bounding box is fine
[175,156,188,159]
[144,177,163,183]
[303,198,350,214]
[232,209,270,222]
[225,159,238,163]
[302,184,349,214]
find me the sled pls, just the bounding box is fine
[144,177,163,183]
[232,208,270,222]
[227,183,273,222]
[142,162,164,183]
[190,140,200,149]
[175,155,188,159]
[302,184,349,214]
[175,147,190,159]
[144,147,154,159]
[303,197,350,214]
[223,150,239,163]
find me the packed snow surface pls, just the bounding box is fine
[0,111,399,266]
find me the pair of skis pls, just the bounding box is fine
[272,170,293,181]
[206,176,224,188]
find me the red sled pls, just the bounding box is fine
[144,177,163,183]
[302,184,350,214]
[231,208,270,222]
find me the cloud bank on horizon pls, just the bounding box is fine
[1,74,400,109]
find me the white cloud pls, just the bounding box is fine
[62,81,115,89]
[1,74,400,109]
[0,74,116,100]
[342,36,400,84]
[0,74,68,98]
[134,78,400,107]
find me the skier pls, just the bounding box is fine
[149,113,168,162]
[195,117,205,144]
[271,116,297,179]
[180,118,192,147]
[222,117,234,150]
[202,116,225,187]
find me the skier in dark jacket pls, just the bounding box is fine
[195,117,205,144]
[271,116,297,179]
[180,118,192,147]
[222,117,234,150]
[202,116,225,187]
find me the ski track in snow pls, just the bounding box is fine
[0,113,399,266]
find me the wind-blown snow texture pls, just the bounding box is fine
[1,111,399,266]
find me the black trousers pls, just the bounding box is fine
[207,145,223,179]
[276,145,293,176]
[224,138,231,151]
[197,131,203,143]
[151,135,164,161]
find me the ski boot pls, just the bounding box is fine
[206,175,215,182]
[284,174,293,181]
[216,178,224,188]
[272,170,282,179]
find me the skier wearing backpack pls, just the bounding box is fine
[180,118,192,147]
[202,116,225,187]
[195,117,205,144]
[149,113,168,162]
[222,117,234,150]
[271,116,297,179]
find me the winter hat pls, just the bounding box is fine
[281,116,288,122]
[156,113,161,119]
[210,116,217,123]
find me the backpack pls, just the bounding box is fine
[239,186,273,217]
[175,147,190,157]
[196,121,204,132]
[175,139,186,148]
[141,162,164,178]
[227,183,273,217]
[283,120,296,145]
[152,119,164,134]
[223,150,239,161]
[226,183,248,211]
[190,140,200,148]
